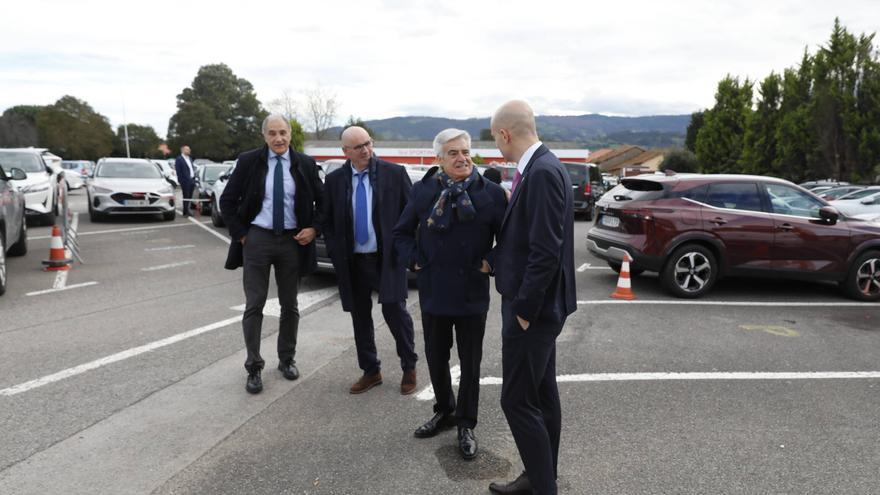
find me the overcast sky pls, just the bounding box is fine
[2,0,876,139]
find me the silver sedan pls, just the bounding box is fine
[87,158,176,222]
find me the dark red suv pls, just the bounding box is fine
[586,174,880,300]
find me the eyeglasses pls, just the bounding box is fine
[345,140,373,152]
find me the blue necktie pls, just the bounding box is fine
[355,171,368,245]
[273,155,284,234]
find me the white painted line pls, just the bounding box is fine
[415,365,461,401]
[26,281,99,297]
[121,229,157,236]
[144,244,195,252]
[141,261,196,272]
[1,288,339,397]
[577,263,588,272]
[477,371,880,385]
[230,287,339,317]
[51,270,68,290]
[577,263,610,272]
[577,300,879,307]
[30,222,195,240]
[187,216,230,244]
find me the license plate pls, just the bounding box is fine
[600,215,620,228]
[125,199,148,206]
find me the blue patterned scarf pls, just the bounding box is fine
[427,169,478,231]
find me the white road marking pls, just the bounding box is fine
[51,270,68,290]
[121,229,157,236]
[30,222,195,240]
[577,300,879,307]
[578,263,610,272]
[187,215,230,244]
[415,365,461,401]
[25,281,99,297]
[144,244,195,252]
[476,371,880,385]
[1,288,339,397]
[141,261,196,272]
[229,287,339,317]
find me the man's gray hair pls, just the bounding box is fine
[262,114,292,134]
[432,128,471,156]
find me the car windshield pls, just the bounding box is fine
[0,151,45,173]
[203,166,227,181]
[563,163,588,182]
[97,161,162,179]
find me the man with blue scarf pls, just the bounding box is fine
[393,128,507,460]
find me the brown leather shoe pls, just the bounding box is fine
[400,369,417,395]
[349,372,382,394]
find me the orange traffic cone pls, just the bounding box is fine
[610,255,635,300]
[42,225,72,271]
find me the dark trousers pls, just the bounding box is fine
[181,182,194,215]
[350,254,417,376]
[241,227,300,373]
[422,312,486,429]
[500,298,563,495]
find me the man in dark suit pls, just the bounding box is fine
[393,128,507,460]
[322,126,418,395]
[174,145,196,216]
[219,114,324,394]
[487,101,577,495]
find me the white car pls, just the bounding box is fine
[0,148,63,225]
[87,158,176,222]
[829,188,880,217]
[60,160,92,190]
[151,159,179,187]
[210,161,236,227]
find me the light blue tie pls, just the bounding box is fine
[355,171,368,245]
[273,155,284,234]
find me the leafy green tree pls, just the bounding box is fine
[659,149,699,173]
[35,96,114,160]
[479,128,493,141]
[740,72,782,175]
[290,118,306,152]
[775,52,818,182]
[472,154,486,165]
[341,116,378,140]
[695,76,753,173]
[0,105,44,147]
[684,111,704,153]
[114,124,162,158]
[167,63,268,161]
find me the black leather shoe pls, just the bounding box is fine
[457,427,477,460]
[489,471,532,494]
[413,411,455,438]
[245,370,262,394]
[278,361,300,380]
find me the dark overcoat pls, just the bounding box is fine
[321,157,411,311]
[219,145,324,274]
[393,167,507,316]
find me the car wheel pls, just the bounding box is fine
[607,261,644,277]
[843,250,880,301]
[661,244,717,298]
[163,210,176,221]
[0,231,7,296]
[211,197,224,227]
[7,216,27,256]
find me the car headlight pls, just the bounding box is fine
[157,186,173,194]
[91,185,113,194]
[21,182,50,193]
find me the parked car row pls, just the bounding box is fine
[587,173,880,301]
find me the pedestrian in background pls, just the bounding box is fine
[394,128,507,460]
[488,101,577,495]
[174,145,196,216]
[219,114,324,394]
[321,126,418,395]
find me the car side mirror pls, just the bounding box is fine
[860,198,876,205]
[9,167,28,180]
[818,205,840,224]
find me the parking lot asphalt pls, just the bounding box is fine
[0,190,878,494]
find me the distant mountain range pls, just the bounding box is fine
[327,114,691,148]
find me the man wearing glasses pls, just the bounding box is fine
[321,126,418,395]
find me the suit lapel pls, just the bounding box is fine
[500,144,548,230]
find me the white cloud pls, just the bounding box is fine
[1,0,876,140]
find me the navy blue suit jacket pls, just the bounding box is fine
[393,168,507,316]
[321,157,411,311]
[494,144,577,326]
[174,155,195,188]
